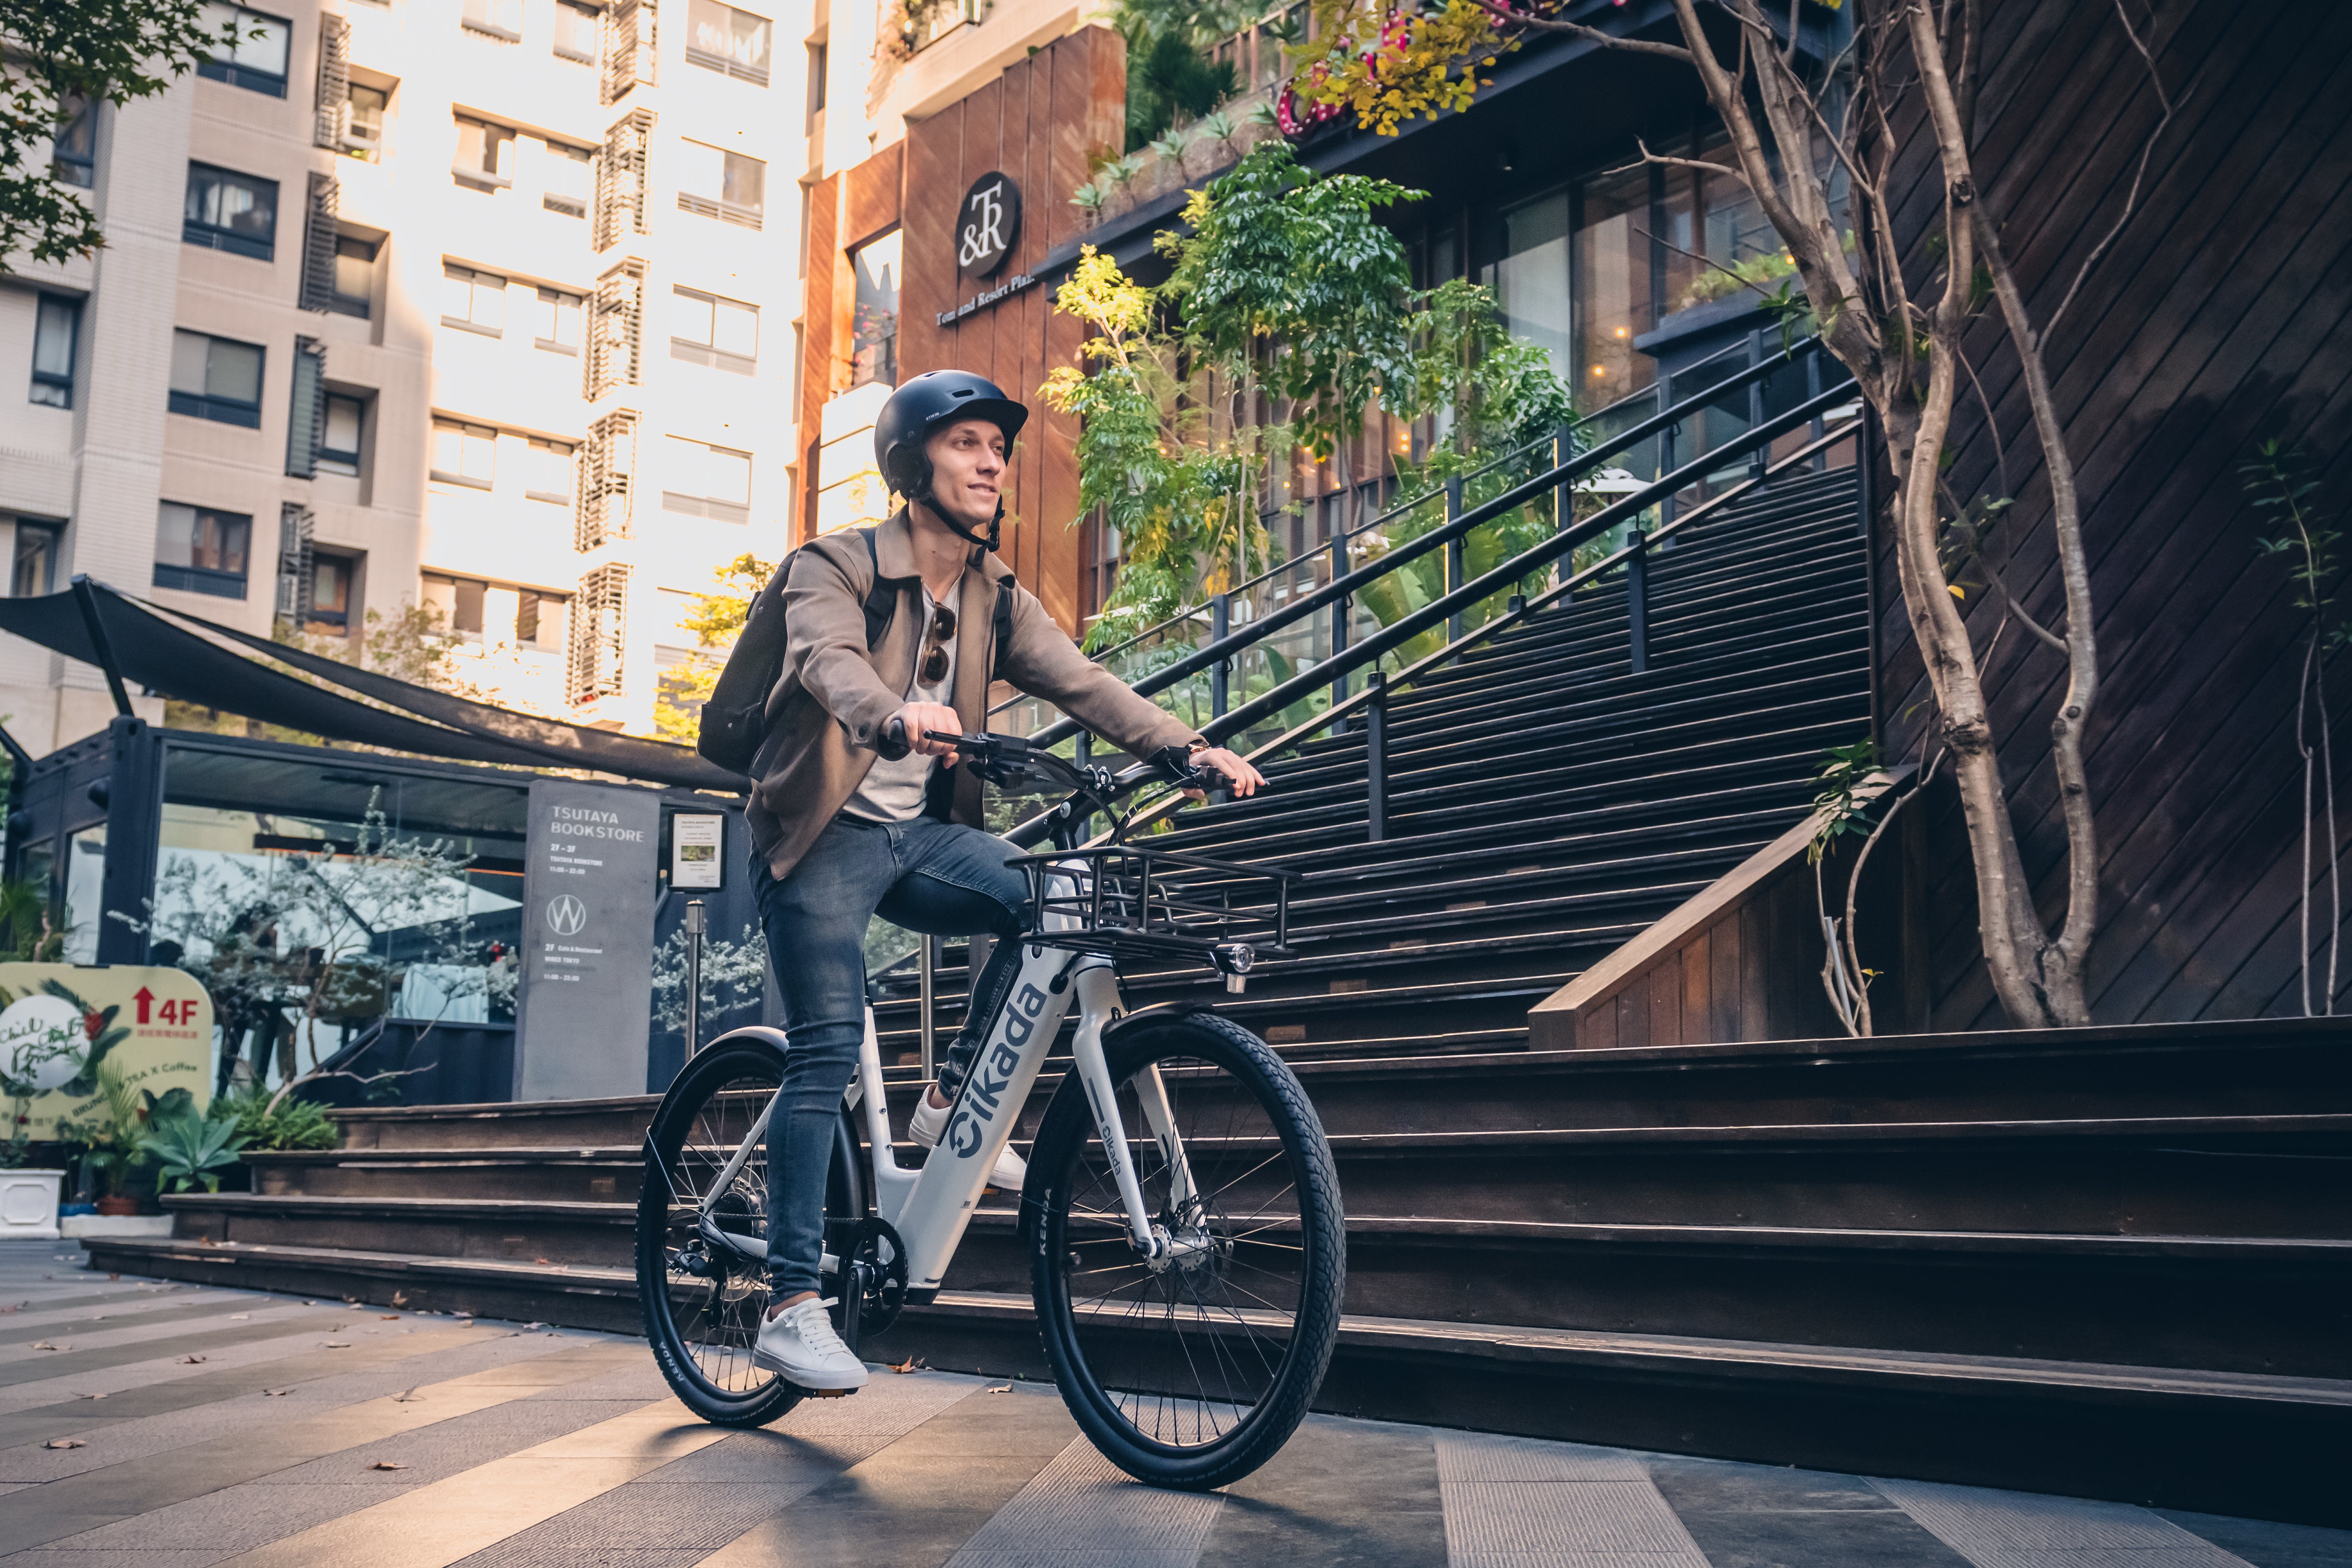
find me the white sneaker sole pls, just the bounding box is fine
[751,1345,867,1394]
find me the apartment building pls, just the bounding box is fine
[1,0,817,751]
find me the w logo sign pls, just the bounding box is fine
[956,173,1020,280]
[545,895,589,937]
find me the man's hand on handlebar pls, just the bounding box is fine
[1188,746,1263,799]
[883,702,963,764]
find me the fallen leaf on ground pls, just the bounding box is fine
[262,1388,293,1397]
[391,1291,409,1306]
[44,1439,84,1450]
[367,1461,409,1471]
[178,1355,207,1365]
[392,1388,422,1402]
[986,1384,1012,1394]
[197,1238,218,1248]
[521,1322,545,1330]
[534,1257,553,1266]
[323,1341,351,1349]
[303,1301,317,1306]
[886,1357,926,1374]
[107,1272,120,1280]
[379,1315,400,1321]
[75,1392,106,1401]
[29,1342,64,1351]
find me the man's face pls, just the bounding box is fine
[923,418,1008,530]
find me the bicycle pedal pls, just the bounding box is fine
[801,1385,857,1400]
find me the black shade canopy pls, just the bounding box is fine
[0,580,744,791]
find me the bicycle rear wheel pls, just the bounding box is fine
[636,1033,864,1426]
[1027,1010,1345,1490]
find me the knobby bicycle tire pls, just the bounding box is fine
[1024,1010,1346,1490]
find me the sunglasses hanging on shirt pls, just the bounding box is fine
[922,603,957,684]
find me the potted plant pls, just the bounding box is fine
[72,1062,151,1216]
[139,1099,247,1195]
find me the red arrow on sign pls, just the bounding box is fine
[132,987,153,1024]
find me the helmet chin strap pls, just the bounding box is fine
[911,484,1003,553]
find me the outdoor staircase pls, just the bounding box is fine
[80,464,2352,1523]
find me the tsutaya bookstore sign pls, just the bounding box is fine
[512,778,659,1100]
[938,170,1038,325]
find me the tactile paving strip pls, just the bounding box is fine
[1872,1479,2255,1568]
[1436,1431,1707,1568]
[945,1437,1226,1568]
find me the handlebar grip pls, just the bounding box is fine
[876,717,911,762]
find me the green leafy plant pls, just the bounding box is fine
[137,1100,247,1194]
[1069,181,1106,214]
[0,878,64,964]
[68,1060,151,1199]
[217,1083,341,1153]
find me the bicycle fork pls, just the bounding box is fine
[1068,965,1202,1261]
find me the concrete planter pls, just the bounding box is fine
[0,1169,66,1240]
[61,1214,176,1238]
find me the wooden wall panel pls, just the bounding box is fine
[1873,0,2352,1028]
[899,102,960,386]
[842,143,902,252]
[795,172,840,544]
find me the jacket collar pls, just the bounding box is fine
[875,505,1012,586]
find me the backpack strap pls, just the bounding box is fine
[990,576,1015,682]
[859,526,896,651]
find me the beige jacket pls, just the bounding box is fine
[744,509,1203,878]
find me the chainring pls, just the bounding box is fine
[842,1216,910,1337]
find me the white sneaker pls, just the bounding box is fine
[909,1090,1028,1191]
[753,1297,869,1393]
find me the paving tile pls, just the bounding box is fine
[1438,1433,1652,1484]
[0,1292,252,1344]
[946,1438,1224,1568]
[0,1325,595,1482]
[2157,1510,2352,1568]
[697,1383,1075,1568]
[1873,1479,2253,1567]
[1199,1413,1446,1568]
[1645,1454,1973,1568]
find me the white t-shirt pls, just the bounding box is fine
[844,585,958,823]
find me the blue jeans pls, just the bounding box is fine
[752,813,1030,1297]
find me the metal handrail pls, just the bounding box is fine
[1001,381,1859,851]
[981,346,1758,719]
[1018,336,1842,750]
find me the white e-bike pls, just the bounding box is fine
[636,733,1345,1490]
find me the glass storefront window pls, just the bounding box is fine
[61,824,105,963]
[144,750,527,1092]
[1484,192,1571,392]
[1660,134,1779,316]
[1572,162,1655,410]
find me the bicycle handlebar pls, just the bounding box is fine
[876,719,1228,832]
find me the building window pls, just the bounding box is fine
[183,163,277,259]
[52,98,96,188]
[441,264,507,334]
[155,502,252,597]
[345,82,389,159]
[676,141,763,229]
[534,287,583,354]
[30,295,79,409]
[331,233,377,317]
[516,589,569,650]
[851,230,899,389]
[10,519,62,597]
[555,1,599,62]
[318,393,366,476]
[805,42,825,124]
[307,552,356,628]
[662,435,751,523]
[526,437,575,502]
[543,139,592,217]
[670,287,756,374]
[423,573,488,638]
[431,419,498,488]
[168,331,264,427]
[198,1,292,95]
[453,116,515,189]
[686,0,769,84]
[460,0,523,42]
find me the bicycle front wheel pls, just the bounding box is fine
[637,1034,864,1427]
[1028,1009,1345,1490]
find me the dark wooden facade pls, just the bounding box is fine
[1877,0,2352,1028]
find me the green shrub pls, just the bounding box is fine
[218,1086,342,1153]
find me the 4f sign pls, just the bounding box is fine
[956,173,1020,280]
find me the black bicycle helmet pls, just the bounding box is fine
[873,370,1030,549]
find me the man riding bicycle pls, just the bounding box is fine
[740,370,1263,1394]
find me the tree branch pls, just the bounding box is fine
[2042,0,2183,341]
[1462,0,1695,59]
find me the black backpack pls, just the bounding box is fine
[697,528,894,775]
